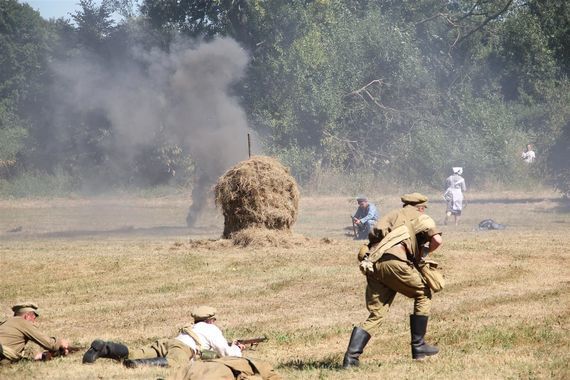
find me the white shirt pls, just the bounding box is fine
[522,150,536,163]
[175,321,242,358]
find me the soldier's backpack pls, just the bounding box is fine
[478,219,506,230]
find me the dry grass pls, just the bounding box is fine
[0,190,569,379]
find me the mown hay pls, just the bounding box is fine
[215,156,300,239]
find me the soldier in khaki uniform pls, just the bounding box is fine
[343,193,443,367]
[0,302,69,364]
[83,306,241,368]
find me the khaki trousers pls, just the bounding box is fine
[128,338,194,367]
[362,259,432,333]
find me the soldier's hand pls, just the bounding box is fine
[59,338,70,355]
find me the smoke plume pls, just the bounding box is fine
[51,38,251,226]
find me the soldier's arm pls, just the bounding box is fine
[429,234,443,253]
[20,320,63,352]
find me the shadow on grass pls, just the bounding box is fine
[278,357,344,371]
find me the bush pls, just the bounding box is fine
[0,169,77,198]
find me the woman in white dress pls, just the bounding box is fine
[444,167,466,226]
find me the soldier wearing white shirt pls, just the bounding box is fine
[82,306,243,368]
[176,306,244,358]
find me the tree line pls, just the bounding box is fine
[0,0,568,195]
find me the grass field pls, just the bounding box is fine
[0,190,569,379]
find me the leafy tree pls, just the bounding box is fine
[0,0,49,175]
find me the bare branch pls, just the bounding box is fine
[345,80,399,113]
[454,0,513,46]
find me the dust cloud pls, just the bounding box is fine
[51,38,251,226]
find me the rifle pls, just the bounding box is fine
[235,336,268,348]
[41,346,84,361]
[351,216,357,238]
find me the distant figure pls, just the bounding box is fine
[521,144,536,163]
[352,196,379,240]
[443,167,466,226]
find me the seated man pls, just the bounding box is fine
[82,306,244,368]
[0,302,69,364]
[352,196,379,240]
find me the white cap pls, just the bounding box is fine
[452,167,463,175]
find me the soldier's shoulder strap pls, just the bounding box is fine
[180,325,206,351]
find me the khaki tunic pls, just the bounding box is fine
[361,206,441,333]
[128,338,194,367]
[0,317,61,364]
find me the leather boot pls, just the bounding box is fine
[82,340,129,364]
[342,327,371,368]
[123,357,169,368]
[410,315,439,360]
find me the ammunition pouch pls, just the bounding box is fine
[357,245,369,262]
[418,260,445,292]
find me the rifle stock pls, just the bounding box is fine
[235,336,268,347]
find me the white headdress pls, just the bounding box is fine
[452,167,463,175]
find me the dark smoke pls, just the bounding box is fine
[51,38,251,226]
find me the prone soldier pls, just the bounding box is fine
[0,302,69,364]
[82,305,245,368]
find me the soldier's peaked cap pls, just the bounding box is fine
[356,195,368,202]
[401,192,429,207]
[192,306,217,322]
[12,302,40,316]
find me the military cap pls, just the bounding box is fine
[12,302,40,316]
[356,195,368,202]
[191,306,217,322]
[401,192,429,207]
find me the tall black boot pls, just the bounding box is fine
[410,315,439,360]
[123,357,169,368]
[82,340,129,364]
[342,327,371,368]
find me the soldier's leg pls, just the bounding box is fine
[123,339,170,368]
[83,340,129,364]
[362,276,397,331]
[377,260,438,359]
[127,340,163,360]
[163,339,194,367]
[343,277,396,368]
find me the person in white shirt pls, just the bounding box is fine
[82,305,244,368]
[175,305,244,358]
[521,144,536,163]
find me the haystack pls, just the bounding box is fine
[215,156,300,239]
